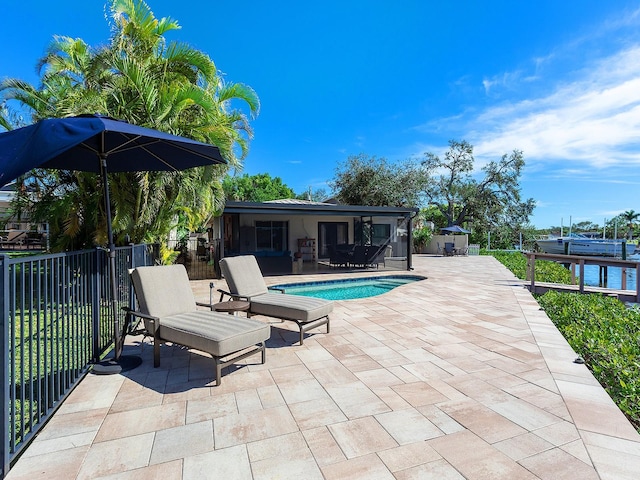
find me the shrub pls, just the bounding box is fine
[537,291,640,431]
[482,250,572,284]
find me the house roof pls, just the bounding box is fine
[223,200,418,217]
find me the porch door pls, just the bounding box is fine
[318,222,348,257]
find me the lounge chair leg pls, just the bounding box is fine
[261,341,266,364]
[215,357,222,387]
[299,327,304,346]
[153,325,161,368]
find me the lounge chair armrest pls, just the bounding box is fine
[125,308,158,322]
[216,288,249,302]
[195,301,216,311]
[268,287,285,294]
[125,309,160,334]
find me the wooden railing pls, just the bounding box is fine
[524,252,640,303]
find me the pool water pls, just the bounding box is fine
[270,275,426,300]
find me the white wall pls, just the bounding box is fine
[425,234,468,254]
[232,214,402,259]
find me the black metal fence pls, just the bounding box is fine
[174,237,220,280]
[1,244,156,477]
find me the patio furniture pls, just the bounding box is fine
[328,245,352,268]
[444,242,456,256]
[367,243,389,268]
[351,245,369,267]
[129,264,270,385]
[219,255,333,345]
[213,299,251,315]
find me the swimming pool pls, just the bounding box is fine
[270,275,426,300]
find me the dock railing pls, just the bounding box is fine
[1,244,157,478]
[524,252,640,303]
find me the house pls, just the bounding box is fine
[210,199,418,275]
[0,183,48,250]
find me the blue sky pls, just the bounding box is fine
[3,1,640,228]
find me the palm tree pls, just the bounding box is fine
[1,0,259,250]
[622,210,640,240]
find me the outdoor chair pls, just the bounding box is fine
[367,243,389,268]
[328,245,352,268]
[219,255,332,345]
[128,264,270,385]
[351,245,369,268]
[444,242,456,256]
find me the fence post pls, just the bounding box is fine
[1,255,10,477]
[636,263,640,303]
[529,254,536,292]
[91,248,101,363]
[129,244,136,312]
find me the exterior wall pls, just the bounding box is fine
[425,234,469,254]
[228,214,403,260]
[233,214,353,259]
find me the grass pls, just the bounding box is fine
[486,249,640,432]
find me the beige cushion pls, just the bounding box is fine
[131,264,196,318]
[160,311,270,357]
[219,255,333,323]
[130,264,270,357]
[219,256,269,297]
[250,292,333,322]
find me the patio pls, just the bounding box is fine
[6,254,640,479]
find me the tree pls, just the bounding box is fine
[1,0,259,250]
[222,173,294,202]
[621,210,640,240]
[422,140,535,241]
[330,154,426,207]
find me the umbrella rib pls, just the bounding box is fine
[138,145,179,171]
[109,137,224,166]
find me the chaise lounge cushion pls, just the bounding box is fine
[130,264,271,383]
[219,255,332,344]
[158,311,270,357]
[249,293,334,322]
[219,255,333,321]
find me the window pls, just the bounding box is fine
[255,221,288,251]
[356,219,391,245]
[371,224,391,245]
[318,222,348,257]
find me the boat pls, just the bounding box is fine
[535,233,631,257]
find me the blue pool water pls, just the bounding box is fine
[271,275,426,300]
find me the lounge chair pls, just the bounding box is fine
[128,264,270,385]
[219,255,332,345]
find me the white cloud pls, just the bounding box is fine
[471,45,640,169]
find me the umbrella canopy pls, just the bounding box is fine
[0,114,225,186]
[0,114,227,371]
[440,225,470,234]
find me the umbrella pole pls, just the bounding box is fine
[101,155,121,359]
[92,154,141,374]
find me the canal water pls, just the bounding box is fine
[580,256,639,290]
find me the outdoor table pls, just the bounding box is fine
[212,300,251,315]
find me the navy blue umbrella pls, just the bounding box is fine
[0,114,226,372]
[440,225,470,234]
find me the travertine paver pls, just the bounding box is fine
[6,254,640,479]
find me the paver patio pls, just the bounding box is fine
[6,254,640,479]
